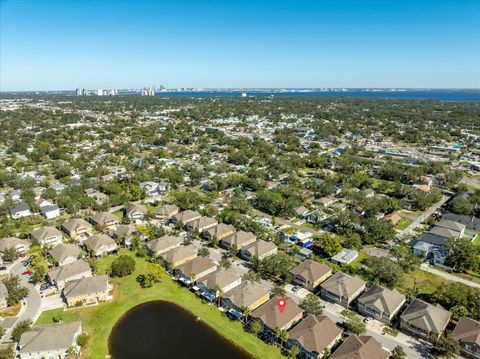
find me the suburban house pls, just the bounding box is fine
[124,203,147,221]
[154,204,180,221]
[329,334,389,359]
[203,223,236,241]
[400,298,451,341]
[10,202,31,219]
[112,224,139,247]
[435,219,466,237]
[251,296,303,338]
[160,244,197,269]
[443,212,480,232]
[90,211,120,231]
[287,314,342,359]
[173,256,218,284]
[40,204,60,219]
[170,210,202,226]
[30,226,63,247]
[84,188,108,204]
[47,259,93,289]
[289,259,332,291]
[61,218,93,241]
[49,243,82,266]
[197,268,242,296]
[139,181,161,196]
[63,274,111,307]
[357,284,406,324]
[0,236,31,255]
[320,272,366,308]
[186,216,218,233]
[221,230,256,250]
[451,316,480,359]
[221,281,270,312]
[330,248,358,265]
[83,234,118,257]
[18,321,82,359]
[240,240,278,261]
[146,235,182,256]
[0,283,8,310]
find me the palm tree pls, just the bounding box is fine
[190,272,197,286]
[241,306,252,324]
[215,284,224,306]
[274,328,289,349]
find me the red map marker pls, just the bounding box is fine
[277,297,286,313]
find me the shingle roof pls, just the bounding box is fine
[222,281,269,309]
[19,322,82,354]
[48,260,92,283]
[84,234,117,251]
[0,237,30,252]
[161,244,197,264]
[320,272,366,299]
[199,268,241,291]
[146,235,182,254]
[251,296,303,330]
[400,299,451,335]
[30,226,62,242]
[289,260,332,285]
[451,316,480,347]
[62,218,92,233]
[64,275,109,298]
[222,231,256,248]
[243,240,277,258]
[90,211,119,225]
[49,243,82,264]
[288,315,342,354]
[175,256,217,277]
[330,334,389,359]
[357,284,405,316]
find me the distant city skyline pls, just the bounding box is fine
[1,0,479,91]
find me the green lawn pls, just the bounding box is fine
[36,251,283,359]
[396,217,413,231]
[472,236,480,247]
[402,269,445,296]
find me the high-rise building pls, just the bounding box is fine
[96,89,103,96]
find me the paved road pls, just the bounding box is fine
[10,261,42,323]
[398,195,450,239]
[420,263,480,289]
[461,176,480,190]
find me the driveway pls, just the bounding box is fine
[10,261,42,324]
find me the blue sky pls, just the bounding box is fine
[1,0,479,90]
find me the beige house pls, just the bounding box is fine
[146,235,182,256]
[452,316,480,359]
[240,240,278,261]
[251,296,303,333]
[288,315,342,359]
[62,218,93,241]
[171,210,201,226]
[154,204,179,221]
[289,260,332,291]
[203,223,236,241]
[221,230,256,250]
[197,268,242,295]
[173,256,217,282]
[186,216,218,233]
[400,299,451,341]
[47,260,93,289]
[357,284,406,324]
[124,203,147,221]
[49,243,82,266]
[18,321,82,359]
[160,244,197,269]
[320,272,366,308]
[90,212,120,231]
[84,234,118,257]
[63,274,111,307]
[330,334,389,359]
[222,281,270,312]
[30,226,63,247]
[0,237,31,255]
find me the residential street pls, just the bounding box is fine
[397,195,450,238]
[252,209,325,236]
[420,263,480,289]
[10,261,42,323]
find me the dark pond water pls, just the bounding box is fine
[108,301,251,359]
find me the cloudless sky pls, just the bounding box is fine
[1,0,479,90]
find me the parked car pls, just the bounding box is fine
[292,286,301,293]
[363,317,373,323]
[21,270,33,276]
